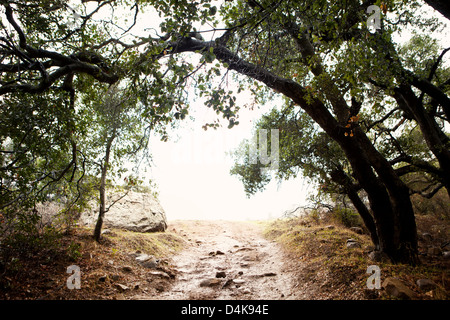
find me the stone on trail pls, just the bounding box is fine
[149,271,171,279]
[199,278,222,287]
[215,271,227,278]
[233,279,246,284]
[263,272,277,277]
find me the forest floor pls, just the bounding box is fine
[0,215,449,300]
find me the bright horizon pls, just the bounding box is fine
[146,95,314,221]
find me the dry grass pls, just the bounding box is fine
[0,226,186,300]
[262,212,450,300]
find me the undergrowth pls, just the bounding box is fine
[263,209,450,300]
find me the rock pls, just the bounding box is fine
[122,266,133,273]
[235,247,254,252]
[350,227,364,234]
[209,250,225,256]
[115,283,130,292]
[149,271,170,279]
[233,279,246,285]
[346,239,361,248]
[135,253,159,268]
[324,225,335,230]
[347,242,361,248]
[140,259,159,269]
[239,288,251,294]
[79,191,167,233]
[416,279,437,292]
[221,279,233,289]
[135,253,152,262]
[111,274,121,281]
[215,271,226,278]
[421,233,433,241]
[263,272,277,277]
[242,252,259,261]
[382,277,417,300]
[199,278,222,287]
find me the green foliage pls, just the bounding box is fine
[230,103,348,197]
[1,0,202,249]
[331,207,362,228]
[0,207,62,262]
[66,241,82,262]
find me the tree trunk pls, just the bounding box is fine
[330,168,379,247]
[170,38,420,264]
[93,136,114,242]
[423,0,450,20]
[394,85,450,198]
[337,128,419,264]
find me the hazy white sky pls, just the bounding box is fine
[147,97,313,221]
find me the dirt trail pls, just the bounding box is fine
[136,220,301,300]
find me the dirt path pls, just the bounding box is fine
[135,220,301,300]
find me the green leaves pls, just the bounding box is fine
[202,47,216,63]
[230,103,348,197]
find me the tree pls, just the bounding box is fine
[1,0,448,264]
[0,1,191,200]
[156,0,449,264]
[77,83,151,242]
[0,0,195,242]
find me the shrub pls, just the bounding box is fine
[331,206,362,228]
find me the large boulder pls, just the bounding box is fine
[79,191,167,233]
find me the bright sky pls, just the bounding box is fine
[146,96,313,221]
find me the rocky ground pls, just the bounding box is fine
[0,216,449,300]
